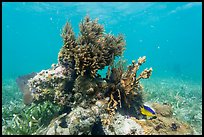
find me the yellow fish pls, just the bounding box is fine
[140,105,156,119]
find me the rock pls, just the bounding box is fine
[102,113,144,135]
[45,103,107,135]
[152,103,173,117]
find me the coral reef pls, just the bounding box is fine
[20,16,193,135]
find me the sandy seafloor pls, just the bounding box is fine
[2,74,202,135]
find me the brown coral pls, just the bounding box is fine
[58,22,76,68]
[103,56,153,123]
[58,16,125,78]
[120,56,152,95]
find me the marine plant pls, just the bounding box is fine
[2,100,62,135]
[2,79,22,105]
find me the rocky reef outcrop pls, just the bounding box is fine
[25,16,193,135]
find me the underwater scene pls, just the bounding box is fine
[2,2,202,135]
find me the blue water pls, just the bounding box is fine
[2,2,202,82]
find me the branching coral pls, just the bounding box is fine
[58,16,125,78]
[103,56,153,124]
[120,56,152,95]
[58,22,76,68]
[72,75,100,108]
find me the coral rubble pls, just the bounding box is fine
[23,16,193,135]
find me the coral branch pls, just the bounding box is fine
[104,56,152,121]
[58,16,126,78]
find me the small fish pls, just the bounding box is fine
[16,72,37,105]
[140,105,156,119]
[23,91,34,105]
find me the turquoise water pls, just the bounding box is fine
[2,2,202,81]
[2,2,202,134]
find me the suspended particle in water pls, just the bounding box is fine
[150,25,155,28]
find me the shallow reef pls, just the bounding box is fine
[20,16,193,135]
